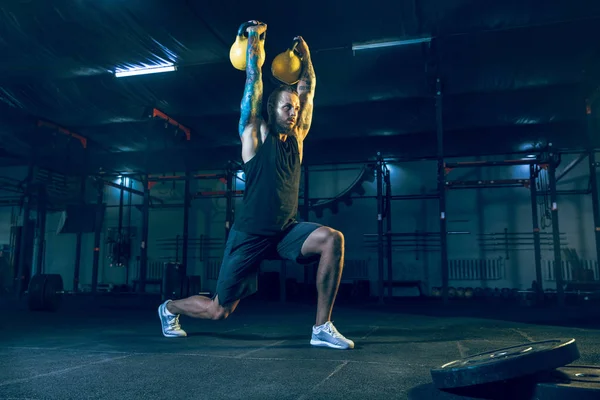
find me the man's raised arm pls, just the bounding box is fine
[238,22,267,138]
[295,36,316,139]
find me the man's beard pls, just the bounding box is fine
[274,120,294,134]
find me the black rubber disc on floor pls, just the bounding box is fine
[430,338,580,389]
[534,365,600,400]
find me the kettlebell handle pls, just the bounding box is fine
[237,21,266,40]
[290,38,302,57]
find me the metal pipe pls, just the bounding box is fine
[34,185,47,276]
[182,170,191,273]
[445,159,539,168]
[16,163,33,297]
[385,167,393,300]
[139,175,150,293]
[556,153,588,183]
[116,177,125,266]
[91,185,104,294]
[548,157,565,307]
[376,152,384,304]
[303,164,310,220]
[302,164,311,287]
[589,152,600,271]
[225,162,234,239]
[435,77,449,304]
[73,174,86,292]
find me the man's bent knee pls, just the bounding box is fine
[210,296,238,320]
[324,228,344,255]
[212,307,230,320]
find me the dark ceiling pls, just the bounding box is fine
[1,0,599,174]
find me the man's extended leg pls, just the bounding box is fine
[276,222,354,349]
[158,295,238,337]
[158,226,272,337]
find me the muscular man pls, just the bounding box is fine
[158,21,354,350]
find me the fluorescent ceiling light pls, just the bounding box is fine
[114,64,176,78]
[352,37,432,51]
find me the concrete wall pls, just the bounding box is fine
[0,152,597,296]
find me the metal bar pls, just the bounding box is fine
[91,185,103,294]
[182,169,191,272]
[16,163,33,297]
[445,159,538,168]
[302,164,311,286]
[225,162,234,239]
[589,152,600,271]
[302,164,310,220]
[117,177,124,266]
[537,189,591,195]
[73,174,86,292]
[102,179,145,197]
[556,153,588,183]
[436,77,449,305]
[139,175,150,292]
[148,173,226,182]
[34,185,47,276]
[391,194,439,200]
[446,179,528,186]
[376,152,385,304]
[548,157,565,307]
[385,167,393,300]
[364,231,469,237]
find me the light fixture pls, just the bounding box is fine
[114,64,176,78]
[352,37,432,51]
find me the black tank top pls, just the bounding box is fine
[234,133,301,235]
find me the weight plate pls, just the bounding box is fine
[431,338,580,389]
[534,365,600,400]
[27,274,47,311]
[44,274,64,311]
[409,379,539,400]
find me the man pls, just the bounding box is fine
[158,21,354,350]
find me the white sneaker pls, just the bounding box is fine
[158,300,187,337]
[310,321,354,349]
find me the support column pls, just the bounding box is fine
[34,185,47,276]
[589,152,600,269]
[385,167,393,300]
[302,164,311,286]
[16,163,34,297]
[529,164,544,303]
[376,152,384,304]
[182,169,191,273]
[587,98,600,269]
[548,156,565,307]
[116,176,125,265]
[73,174,86,292]
[91,184,104,294]
[435,77,449,304]
[139,174,150,293]
[225,162,234,239]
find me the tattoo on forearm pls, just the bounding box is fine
[296,55,315,135]
[238,32,264,136]
[297,56,316,96]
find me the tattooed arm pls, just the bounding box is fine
[295,36,316,140]
[239,22,267,161]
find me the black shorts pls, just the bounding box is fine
[213,221,323,305]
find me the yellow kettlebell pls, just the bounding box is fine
[271,38,303,85]
[230,21,266,71]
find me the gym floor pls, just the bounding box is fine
[2,296,600,400]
